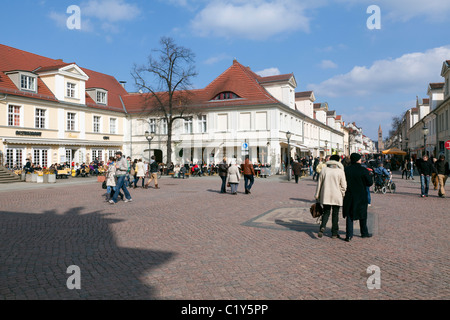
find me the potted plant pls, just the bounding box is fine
[36,171,44,183]
[47,168,56,183]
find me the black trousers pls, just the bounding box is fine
[220,176,227,193]
[320,205,340,236]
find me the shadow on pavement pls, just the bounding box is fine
[0,207,175,300]
[274,219,319,239]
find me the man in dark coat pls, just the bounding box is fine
[218,157,229,193]
[292,159,302,184]
[343,153,373,242]
[416,154,435,197]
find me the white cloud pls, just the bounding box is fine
[81,0,141,22]
[190,0,312,40]
[319,60,338,69]
[204,53,231,65]
[308,46,450,98]
[255,67,281,77]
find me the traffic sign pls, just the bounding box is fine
[445,140,450,150]
[242,142,249,151]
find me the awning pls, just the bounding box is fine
[280,142,310,152]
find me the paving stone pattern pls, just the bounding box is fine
[0,173,448,300]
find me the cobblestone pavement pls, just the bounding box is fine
[0,172,448,300]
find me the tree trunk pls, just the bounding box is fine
[166,122,173,166]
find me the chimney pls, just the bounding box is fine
[119,81,127,89]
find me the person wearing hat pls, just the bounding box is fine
[342,153,373,242]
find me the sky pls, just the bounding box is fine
[1,0,450,140]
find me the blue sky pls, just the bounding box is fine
[1,0,450,140]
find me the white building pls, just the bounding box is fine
[123,60,346,173]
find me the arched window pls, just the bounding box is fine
[213,92,240,100]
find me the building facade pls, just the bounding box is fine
[1,45,376,173]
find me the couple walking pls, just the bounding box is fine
[314,153,373,241]
[218,156,255,194]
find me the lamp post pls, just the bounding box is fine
[145,131,155,163]
[325,140,328,156]
[286,131,292,181]
[422,125,429,157]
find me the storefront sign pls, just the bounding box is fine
[16,131,42,137]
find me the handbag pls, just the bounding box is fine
[102,181,107,189]
[310,202,323,219]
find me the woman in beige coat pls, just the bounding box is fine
[314,154,347,238]
[227,159,241,195]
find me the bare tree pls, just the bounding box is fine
[132,36,198,166]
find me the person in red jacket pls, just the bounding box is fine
[241,156,255,194]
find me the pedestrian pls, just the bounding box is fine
[227,159,241,195]
[401,159,409,179]
[416,154,435,198]
[292,159,302,183]
[241,155,255,194]
[109,151,133,204]
[144,156,160,189]
[314,154,347,239]
[435,154,449,198]
[409,157,415,180]
[343,153,373,242]
[105,156,123,202]
[430,156,439,190]
[218,157,229,193]
[134,159,146,188]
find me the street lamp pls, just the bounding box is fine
[422,125,429,156]
[145,131,155,163]
[286,131,292,181]
[325,140,328,156]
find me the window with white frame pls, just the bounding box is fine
[96,90,107,104]
[161,118,168,135]
[35,108,46,129]
[67,112,76,131]
[149,119,156,134]
[8,105,21,127]
[92,149,103,162]
[184,117,193,133]
[217,114,228,132]
[199,115,207,133]
[6,148,23,169]
[20,74,36,91]
[67,82,77,98]
[110,118,117,134]
[93,116,101,133]
[33,149,48,168]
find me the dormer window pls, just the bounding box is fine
[97,90,107,104]
[20,74,36,92]
[213,92,240,100]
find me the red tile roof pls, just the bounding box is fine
[123,60,286,113]
[0,44,128,112]
[295,91,313,99]
[1,44,294,115]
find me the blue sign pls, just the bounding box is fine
[242,143,249,150]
